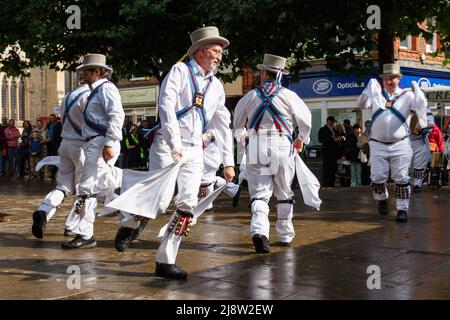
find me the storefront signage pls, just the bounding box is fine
[288,75,370,98]
[288,68,450,99]
[119,86,158,105]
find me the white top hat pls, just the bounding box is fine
[256,54,289,75]
[380,63,402,77]
[76,54,113,73]
[187,26,229,57]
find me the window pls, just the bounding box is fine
[400,36,412,49]
[425,18,437,53]
[18,79,24,121]
[10,80,16,120]
[426,34,437,53]
[1,78,6,121]
[65,71,79,94]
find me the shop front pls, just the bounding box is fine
[287,66,450,148]
[119,85,159,126]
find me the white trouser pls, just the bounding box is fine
[246,136,295,242]
[410,139,429,187]
[37,139,85,229]
[151,135,204,264]
[74,136,120,239]
[201,170,239,209]
[370,139,412,211]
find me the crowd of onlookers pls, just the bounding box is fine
[0,116,155,179]
[0,115,62,179]
[318,116,449,188]
[116,120,154,170]
[319,117,372,188]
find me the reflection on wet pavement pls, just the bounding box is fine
[0,176,449,299]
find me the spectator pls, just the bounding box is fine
[4,119,21,176]
[428,123,444,153]
[138,120,151,170]
[344,123,362,187]
[343,119,353,134]
[334,122,350,187]
[0,124,7,174]
[116,120,128,169]
[358,120,371,185]
[125,124,146,170]
[18,120,32,177]
[28,130,43,179]
[35,119,49,179]
[318,116,339,188]
[45,114,62,179]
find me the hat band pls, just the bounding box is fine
[262,64,284,71]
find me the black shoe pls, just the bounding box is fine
[395,210,408,223]
[32,210,47,239]
[155,262,187,280]
[61,235,97,249]
[115,227,134,252]
[377,200,388,215]
[204,208,215,213]
[252,234,271,253]
[280,241,290,247]
[413,185,421,193]
[232,187,241,208]
[131,220,148,241]
[64,228,77,237]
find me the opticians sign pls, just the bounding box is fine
[288,70,450,99]
[288,74,370,98]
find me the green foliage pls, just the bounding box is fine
[1,0,449,81]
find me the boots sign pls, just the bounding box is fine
[289,74,369,98]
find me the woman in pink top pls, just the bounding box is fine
[4,119,21,176]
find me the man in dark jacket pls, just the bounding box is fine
[318,116,340,187]
[45,114,62,178]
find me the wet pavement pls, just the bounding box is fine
[0,175,449,300]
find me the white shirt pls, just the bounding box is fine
[357,79,427,143]
[158,59,234,167]
[82,78,125,147]
[233,81,312,145]
[60,84,90,141]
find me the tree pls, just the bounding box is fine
[1,0,449,81]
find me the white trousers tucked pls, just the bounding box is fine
[411,139,429,187]
[246,137,295,241]
[369,139,412,211]
[75,136,120,239]
[151,135,203,264]
[38,139,85,229]
[201,170,239,209]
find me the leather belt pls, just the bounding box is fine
[370,136,407,145]
[85,135,101,142]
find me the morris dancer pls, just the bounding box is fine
[357,63,427,222]
[62,54,124,249]
[234,54,312,253]
[31,77,90,239]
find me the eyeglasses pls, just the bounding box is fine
[206,48,223,57]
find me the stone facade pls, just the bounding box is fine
[0,66,66,126]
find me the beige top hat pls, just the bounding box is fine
[256,54,289,75]
[380,63,402,77]
[76,54,113,73]
[187,26,229,57]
